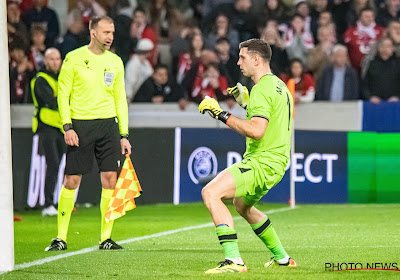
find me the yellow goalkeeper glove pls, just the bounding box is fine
[227,82,249,109]
[199,97,231,124]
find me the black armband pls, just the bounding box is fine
[218,111,232,124]
[63,123,73,132]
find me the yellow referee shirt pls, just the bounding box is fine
[58,46,128,136]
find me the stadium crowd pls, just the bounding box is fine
[7,0,400,108]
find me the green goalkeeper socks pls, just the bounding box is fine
[100,188,115,242]
[216,225,242,260]
[251,217,288,260]
[57,186,76,241]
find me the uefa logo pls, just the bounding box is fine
[188,147,218,184]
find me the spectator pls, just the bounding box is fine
[316,44,360,101]
[257,0,291,25]
[56,9,87,59]
[29,25,46,71]
[134,64,182,103]
[177,33,204,84]
[283,14,314,63]
[313,10,337,43]
[202,0,258,42]
[362,20,400,77]
[204,14,240,55]
[375,0,388,9]
[191,62,229,103]
[215,37,241,86]
[170,20,202,70]
[310,0,329,41]
[265,19,285,37]
[147,0,183,42]
[330,0,352,43]
[318,11,335,30]
[295,0,312,35]
[108,0,137,19]
[147,0,184,70]
[74,0,106,28]
[9,41,35,104]
[203,0,234,19]
[346,0,376,28]
[112,0,134,65]
[182,49,219,101]
[125,38,154,102]
[344,8,384,74]
[7,1,28,45]
[189,0,204,24]
[363,37,400,103]
[19,0,34,15]
[307,26,336,86]
[128,7,158,65]
[260,26,288,76]
[280,58,315,104]
[22,0,60,47]
[376,0,400,27]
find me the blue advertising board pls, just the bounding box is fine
[265,131,348,203]
[363,101,400,132]
[175,129,348,204]
[177,128,246,203]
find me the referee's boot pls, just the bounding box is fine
[99,238,123,250]
[45,238,67,251]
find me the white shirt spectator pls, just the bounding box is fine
[124,38,154,102]
[125,56,153,102]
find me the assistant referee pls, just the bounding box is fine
[45,16,131,251]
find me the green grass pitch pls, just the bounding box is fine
[1,203,400,279]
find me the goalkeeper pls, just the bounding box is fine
[199,39,297,274]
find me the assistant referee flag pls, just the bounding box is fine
[105,155,142,222]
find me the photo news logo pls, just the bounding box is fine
[325,262,400,272]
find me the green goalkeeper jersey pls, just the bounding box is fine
[243,74,293,175]
[57,46,128,136]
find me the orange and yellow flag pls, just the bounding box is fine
[105,154,142,223]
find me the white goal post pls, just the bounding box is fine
[0,0,15,272]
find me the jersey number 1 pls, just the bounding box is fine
[286,91,291,131]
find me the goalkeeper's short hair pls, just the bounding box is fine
[239,39,272,62]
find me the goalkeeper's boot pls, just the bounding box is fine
[99,238,123,250]
[45,238,67,251]
[205,259,247,274]
[264,257,298,268]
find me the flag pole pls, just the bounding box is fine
[287,79,296,209]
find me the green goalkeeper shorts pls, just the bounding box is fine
[226,158,283,207]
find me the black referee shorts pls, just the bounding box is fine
[65,118,120,175]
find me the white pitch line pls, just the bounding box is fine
[285,245,400,248]
[3,206,294,275]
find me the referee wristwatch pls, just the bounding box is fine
[63,123,73,132]
[121,135,129,140]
